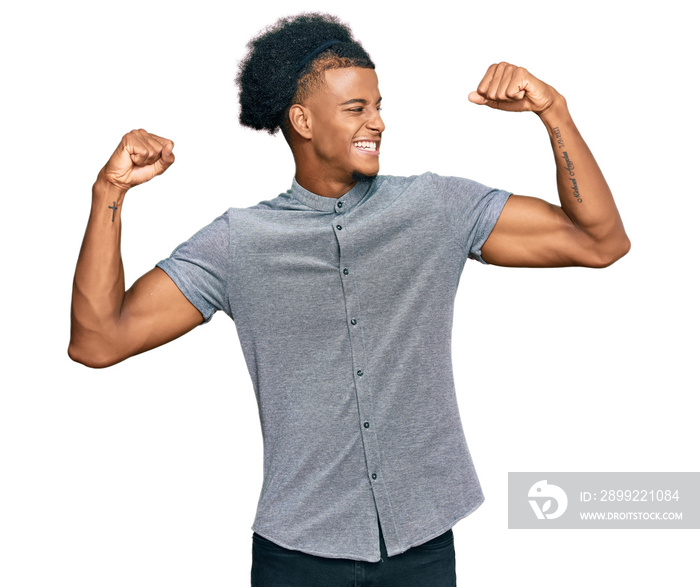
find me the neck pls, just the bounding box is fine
[290,138,369,198]
[294,169,357,199]
[292,150,358,198]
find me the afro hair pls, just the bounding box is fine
[236,13,375,135]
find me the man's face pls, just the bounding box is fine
[303,67,384,182]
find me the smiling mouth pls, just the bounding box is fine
[353,140,379,155]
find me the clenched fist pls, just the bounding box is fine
[468,62,562,114]
[98,129,175,191]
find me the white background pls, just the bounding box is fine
[1,0,698,585]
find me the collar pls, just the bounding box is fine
[290,177,374,212]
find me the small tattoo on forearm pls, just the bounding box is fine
[568,177,583,203]
[108,201,117,222]
[559,150,582,203]
[553,129,582,203]
[553,126,565,150]
[562,151,575,176]
[559,149,583,204]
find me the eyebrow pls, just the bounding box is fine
[339,97,383,106]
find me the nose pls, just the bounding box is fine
[368,107,385,134]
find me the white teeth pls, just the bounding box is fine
[354,141,377,151]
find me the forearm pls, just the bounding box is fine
[538,96,630,261]
[69,173,128,366]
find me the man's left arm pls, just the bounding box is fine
[470,62,630,268]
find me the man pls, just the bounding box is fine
[69,12,629,586]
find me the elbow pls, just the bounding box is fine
[68,316,128,368]
[67,340,120,369]
[587,233,631,268]
[613,234,632,264]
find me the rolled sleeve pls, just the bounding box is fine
[428,173,511,264]
[156,211,231,322]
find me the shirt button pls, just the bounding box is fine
[364,422,370,428]
[336,224,342,230]
[343,268,349,275]
[350,318,357,325]
[371,473,377,480]
[357,370,364,376]
[337,201,343,208]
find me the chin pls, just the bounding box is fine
[351,169,379,182]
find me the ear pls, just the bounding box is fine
[288,104,313,140]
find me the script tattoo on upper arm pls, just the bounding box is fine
[553,126,583,204]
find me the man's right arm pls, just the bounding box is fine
[68,129,203,368]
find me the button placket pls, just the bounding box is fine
[333,214,382,487]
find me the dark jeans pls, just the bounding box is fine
[251,527,456,586]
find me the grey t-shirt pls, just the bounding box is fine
[157,172,510,562]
